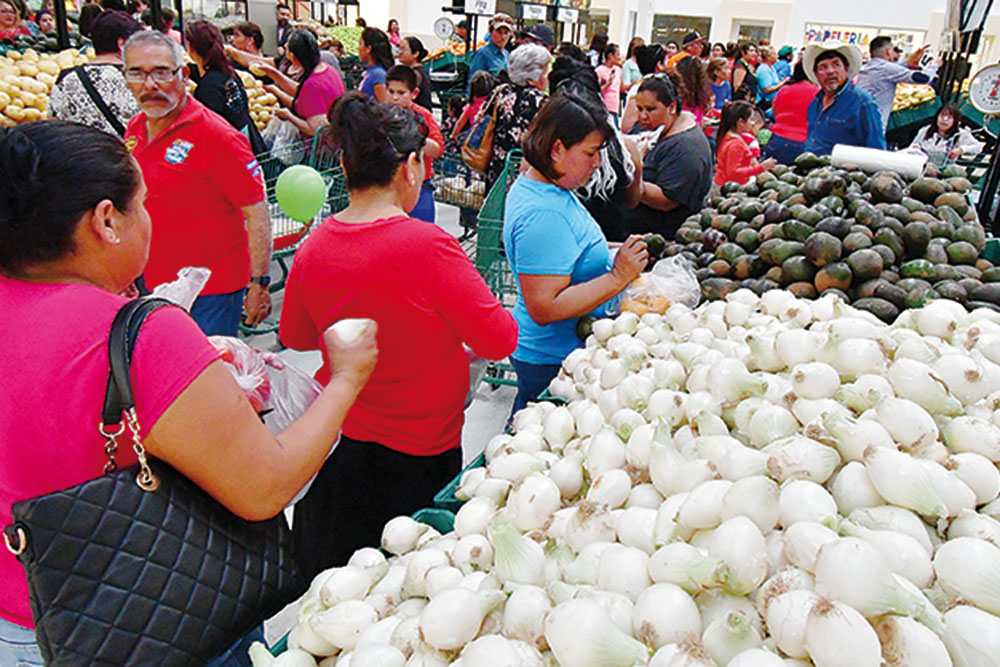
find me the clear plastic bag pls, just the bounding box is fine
[207,336,323,429]
[150,267,212,311]
[270,119,306,165]
[208,337,330,506]
[617,255,701,315]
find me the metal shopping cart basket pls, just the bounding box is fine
[470,150,523,387]
[239,132,350,336]
[432,154,486,240]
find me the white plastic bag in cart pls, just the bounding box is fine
[208,336,331,505]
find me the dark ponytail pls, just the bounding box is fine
[362,27,394,70]
[287,29,322,109]
[326,91,427,190]
[185,20,235,78]
[716,100,756,157]
[0,122,139,273]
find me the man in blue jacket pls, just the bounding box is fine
[803,40,886,156]
[467,13,513,93]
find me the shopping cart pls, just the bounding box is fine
[432,154,485,240]
[470,150,523,388]
[239,132,350,336]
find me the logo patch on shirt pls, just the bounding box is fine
[165,140,194,164]
[124,136,138,153]
[246,158,263,181]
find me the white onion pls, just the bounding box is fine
[803,598,881,667]
[872,614,953,667]
[631,583,701,648]
[933,537,1000,616]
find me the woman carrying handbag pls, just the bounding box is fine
[0,121,377,665]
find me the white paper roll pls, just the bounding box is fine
[830,145,928,180]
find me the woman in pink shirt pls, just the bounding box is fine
[595,43,622,125]
[764,61,819,164]
[257,29,345,138]
[0,121,376,663]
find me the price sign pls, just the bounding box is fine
[557,7,578,22]
[469,0,496,16]
[523,4,546,20]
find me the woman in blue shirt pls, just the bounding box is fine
[358,27,392,102]
[504,92,649,413]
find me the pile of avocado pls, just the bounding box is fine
[662,153,994,322]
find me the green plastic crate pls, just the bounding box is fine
[432,452,486,513]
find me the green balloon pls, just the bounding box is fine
[276,165,326,223]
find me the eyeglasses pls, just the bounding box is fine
[124,66,182,84]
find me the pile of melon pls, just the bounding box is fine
[0,47,93,126]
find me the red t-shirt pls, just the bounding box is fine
[771,80,820,143]
[410,103,444,182]
[0,278,218,628]
[125,96,265,295]
[715,132,766,186]
[279,216,518,455]
[294,65,345,120]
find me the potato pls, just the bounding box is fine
[0,66,19,79]
[16,61,39,77]
[33,94,47,112]
[0,115,15,127]
[21,107,41,122]
[16,90,37,108]
[7,50,21,61]
[19,77,45,95]
[0,91,9,108]
[4,105,25,121]
[35,72,55,88]
[36,60,59,76]
[54,52,74,70]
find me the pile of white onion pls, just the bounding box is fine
[255,291,1000,667]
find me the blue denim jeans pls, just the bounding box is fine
[763,133,806,166]
[190,287,247,337]
[0,618,43,666]
[510,357,563,417]
[411,181,436,223]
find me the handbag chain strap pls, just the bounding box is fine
[98,407,158,492]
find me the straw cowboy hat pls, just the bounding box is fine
[802,40,863,86]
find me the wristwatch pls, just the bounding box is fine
[250,275,271,288]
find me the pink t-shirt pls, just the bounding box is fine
[0,278,218,628]
[294,65,346,120]
[595,64,622,115]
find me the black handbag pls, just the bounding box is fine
[3,298,303,665]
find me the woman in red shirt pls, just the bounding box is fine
[764,61,819,165]
[0,0,30,40]
[713,100,777,190]
[279,91,518,577]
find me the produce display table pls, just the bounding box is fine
[887,99,940,133]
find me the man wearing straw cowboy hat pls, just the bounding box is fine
[803,40,886,156]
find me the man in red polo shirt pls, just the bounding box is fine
[122,30,272,336]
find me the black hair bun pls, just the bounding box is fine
[0,127,43,214]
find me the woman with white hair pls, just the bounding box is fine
[475,42,552,190]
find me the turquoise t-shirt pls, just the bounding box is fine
[503,175,614,365]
